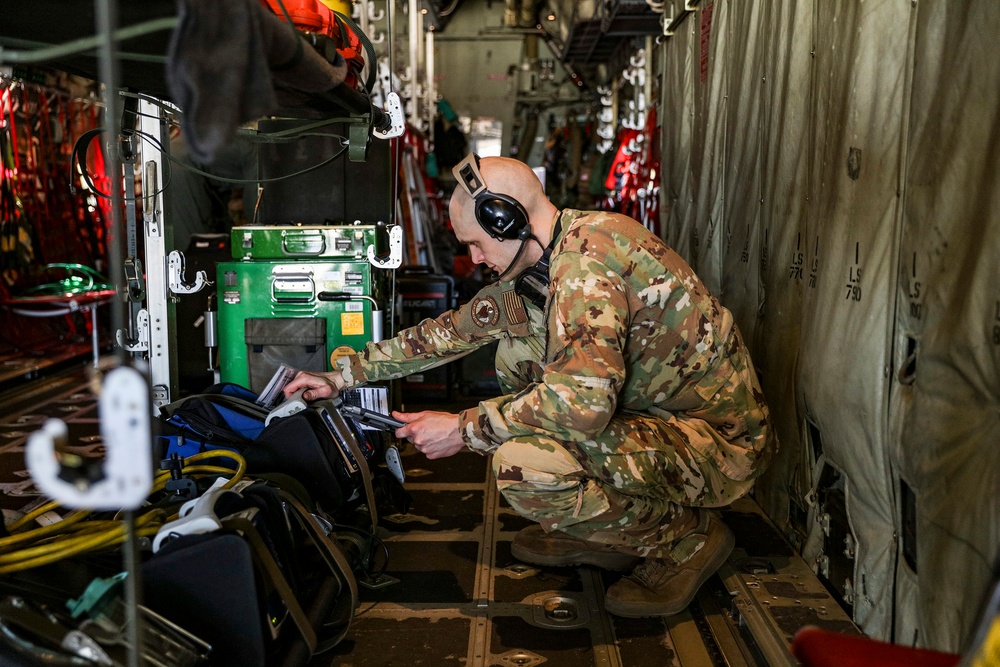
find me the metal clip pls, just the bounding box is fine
[843,577,855,605]
[373,92,405,140]
[844,533,856,559]
[26,366,152,510]
[368,225,403,269]
[815,554,830,579]
[116,309,150,352]
[167,251,210,295]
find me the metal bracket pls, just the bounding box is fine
[168,250,210,295]
[819,512,832,536]
[358,573,399,590]
[815,554,830,579]
[367,225,403,269]
[143,160,161,237]
[123,257,145,303]
[373,92,405,140]
[116,308,150,352]
[367,3,385,21]
[844,533,856,559]
[26,366,152,510]
[843,577,855,605]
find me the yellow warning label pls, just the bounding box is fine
[341,312,365,337]
[330,345,356,363]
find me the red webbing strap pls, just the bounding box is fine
[5,88,19,175]
[21,89,34,177]
[18,87,39,239]
[791,626,960,667]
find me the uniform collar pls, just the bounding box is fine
[551,208,581,247]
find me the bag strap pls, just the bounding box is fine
[319,404,378,531]
[223,515,317,656]
[276,489,359,607]
[160,392,270,421]
[274,488,358,650]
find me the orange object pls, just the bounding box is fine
[260,0,366,90]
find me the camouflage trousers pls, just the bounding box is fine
[491,313,753,559]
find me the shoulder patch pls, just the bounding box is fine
[472,295,500,327]
[502,290,528,325]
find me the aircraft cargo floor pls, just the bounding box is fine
[0,365,859,666]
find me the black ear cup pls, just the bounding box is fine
[453,152,531,241]
[475,193,530,240]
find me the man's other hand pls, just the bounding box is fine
[282,370,345,401]
[393,410,465,459]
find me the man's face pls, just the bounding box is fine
[450,203,527,276]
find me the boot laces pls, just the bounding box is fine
[630,558,674,589]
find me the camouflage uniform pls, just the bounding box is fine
[336,209,776,558]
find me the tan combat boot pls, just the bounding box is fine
[604,511,735,617]
[511,524,643,572]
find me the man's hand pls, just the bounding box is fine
[283,370,345,401]
[393,410,465,460]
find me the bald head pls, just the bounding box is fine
[449,156,558,244]
[477,157,548,210]
[448,155,559,279]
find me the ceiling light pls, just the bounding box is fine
[547,13,556,21]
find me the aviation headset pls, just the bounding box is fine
[453,153,531,241]
[452,153,554,308]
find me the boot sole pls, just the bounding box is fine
[510,542,642,572]
[604,523,736,618]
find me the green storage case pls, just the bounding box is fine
[217,259,387,393]
[231,225,383,260]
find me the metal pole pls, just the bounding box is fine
[426,29,435,138]
[408,0,420,129]
[94,0,126,365]
[138,98,176,407]
[90,305,99,368]
[94,0,143,664]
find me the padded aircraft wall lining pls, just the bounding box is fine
[656,0,999,652]
[660,14,695,261]
[890,0,1000,651]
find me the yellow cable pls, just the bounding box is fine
[0,510,166,571]
[183,449,247,479]
[0,525,123,564]
[5,500,62,533]
[182,465,243,478]
[2,517,133,563]
[0,525,162,575]
[1,450,247,557]
[0,517,120,554]
[0,510,90,552]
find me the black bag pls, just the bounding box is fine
[143,480,358,666]
[156,383,411,585]
[158,384,379,517]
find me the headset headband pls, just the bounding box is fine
[454,153,488,198]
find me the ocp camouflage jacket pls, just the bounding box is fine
[336,209,776,482]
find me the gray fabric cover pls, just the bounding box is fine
[890,0,1000,650]
[654,0,999,650]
